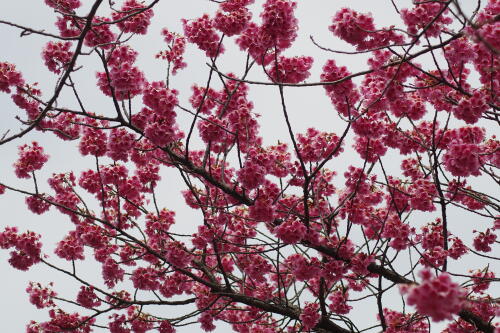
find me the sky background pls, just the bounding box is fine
[0,0,497,332]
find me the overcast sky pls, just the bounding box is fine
[0,0,497,332]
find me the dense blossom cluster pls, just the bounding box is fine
[214,6,252,36]
[401,1,452,37]
[44,0,80,11]
[112,0,154,35]
[157,29,187,75]
[41,41,73,74]
[330,8,403,50]
[13,142,49,179]
[236,0,298,64]
[268,56,313,83]
[401,270,466,322]
[139,81,183,146]
[84,17,116,49]
[183,14,225,58]
[26,282,57,309]
[320,59,360,117]
[0,227,42,271]
[0,62,24,93]
[0,0,498,333]
[96,45,146,100]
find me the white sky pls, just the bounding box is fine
[0,0,497,332]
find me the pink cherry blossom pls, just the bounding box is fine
[402,269,466,322]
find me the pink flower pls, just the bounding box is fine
[268,56,314,84]
[237,161,266,190]
[79,118,108,157]
[274,218,307,244]
[261,0,298,49]
[84,17,116,49]
[55,15,82,38]
[401,2,452,38]
[330,8,403,50]
[159,320,176,333]
[25,195,51,215]
[131,266,160,290]
[0,228,42,271]
[26,282,57,309]
[76,286,101,308]
[44,0,80,11]
[106,128,136,162]
[300,302,320,331]
[14,142,49,179]
[401,269,466,322]
[473,229,497,252]
[183,14,225,58]
[112,0,154,35]
[157,29,187,75]
[0,62,24,93]
[55,231,85,261]
[42,41,73,74]
[214,6,251,36]
[321,59,360,116]
[328,290,352,314]
[102,257,125,288]
[198,115,230,144]
[40,309,94,333]
[199,312,216,331]
[443,142,483,177]
[286,254,321,281]
[452,90,488,124]
[165,241,192,268]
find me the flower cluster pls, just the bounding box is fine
[157,29,187,75]
[443,141,483,177]
[96,45,146,100]
[42,41,73,74]
[330,8,403,50]
[26,195,51,215]
[268,56,313,83]
[29,309,94,333]
[296,128,343,163]
[285,254,321,281]
[300,302,320,331]
[273,218,307,244]
[0,227,42,271]
[0,62,24,93]
[79,117,108,157]
[26,282,57,309]
[452,90,489,124]
[236,0,298,64]
[55,15,82,38]
[44,0,80,11]
[381,308,429,332]
[261,0,298,49]
[76,286,101,308]
[473,228,497,252]
[112,0,154,35]
[401,1,452,38]
[140,81,183,146]
[214,6,252,36]
[55,231,85,261]
[237,161,266,190]
[320,59,360,117]
[183,14,224,58]
[401,269,465,322]
[131,266,160,290]
[106,128,136,162]
[14,142,49,179]
[84,17,116,49]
